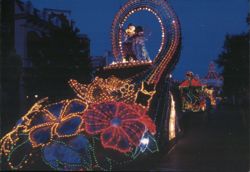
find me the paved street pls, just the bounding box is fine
[150,106,249,172]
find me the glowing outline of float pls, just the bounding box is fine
[111,0,181,85]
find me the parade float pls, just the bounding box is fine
[202,62,224,107]
[179,71,206,112]
[0,0,182,170]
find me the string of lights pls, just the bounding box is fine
[0,0,181,170]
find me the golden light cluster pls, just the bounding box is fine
[104,60,152,70]
[0,129,19,156]
[169,93,176,140]
[135,81,156,109]
[0,98,49,156]
[69,76,137,104]
[204,88,216,107]
[69,76,157,110]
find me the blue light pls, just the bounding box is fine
[110,117,122,127]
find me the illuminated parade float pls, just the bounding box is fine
[179,71,206,112]
[202,62,224,107]
[202,62,223,89]
[179,63,224,112]
[0,0,182,170]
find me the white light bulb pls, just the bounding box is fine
[140,138,149,145]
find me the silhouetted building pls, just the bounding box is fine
[91,56,106,71]
[1,0,90,120]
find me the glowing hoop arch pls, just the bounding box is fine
[111,0,181,84]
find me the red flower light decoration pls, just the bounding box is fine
[83,101,156,153]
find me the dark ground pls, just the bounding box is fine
[150,106,249,172]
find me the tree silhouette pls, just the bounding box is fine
[1,50,23,134]
[24,16,92,101]
[216,33,249,98]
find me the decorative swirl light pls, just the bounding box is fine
[111,0,181,85]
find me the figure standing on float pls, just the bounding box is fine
[122,23,151,62]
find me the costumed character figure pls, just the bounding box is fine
[122,24,151,62]
[132,26,151,61]
[123,23,137,61]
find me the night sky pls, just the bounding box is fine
[27,0,248,80]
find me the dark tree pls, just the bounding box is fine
[25,16,92,101]
[1,50,22,134]
[216,33,249,99]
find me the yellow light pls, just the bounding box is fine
[169,93,176,140]
[69,76,137,104]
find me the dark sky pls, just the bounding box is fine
[28,0,248,80]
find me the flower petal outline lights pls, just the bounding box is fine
[83,101,156,153]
